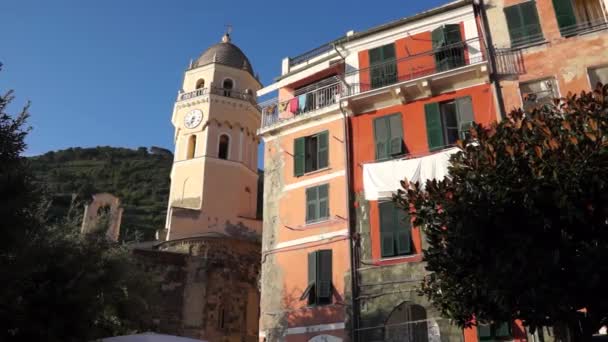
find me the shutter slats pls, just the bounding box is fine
[552,0,577,35]
[317,131,329,169]
[294,137,305,176]
[395,206,412,255]
[425,102,444,150]
[389,114,404,155]
[317,250,332,301]
[374,116,389,160]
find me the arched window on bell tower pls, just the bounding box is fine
[187,135,197,159]
[218,134,230,160]
[222,78,233,97]
[195,79,205,89]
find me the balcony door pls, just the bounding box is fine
[432,24,465,72]
[369,44,397,89]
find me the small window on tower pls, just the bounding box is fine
[219,134,230,160]
[187,135,197,159]
[196,79,205,89]
[223,79,233,96]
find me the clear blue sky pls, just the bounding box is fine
[1,0,450,168]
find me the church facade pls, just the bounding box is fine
[134,33,263,342]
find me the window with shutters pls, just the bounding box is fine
[478,322,512,340]
[294,131,329,176]
[504,1,544,47]
[300,250,332,305]
[424,97,474,151]
[520,78,559,112]
[552,0,607,37]
[373,113,404,160]
[432,24,465,72]
[305,184,329,224]
[369,44,397,89]
[588,65,608,88]
[379,201,413,258]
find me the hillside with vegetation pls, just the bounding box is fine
[28,146,173,241]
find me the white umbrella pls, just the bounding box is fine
[102,332,207,342]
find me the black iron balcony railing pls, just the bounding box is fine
[494,47,526,76]
[178,86,257,106]
[260,82,341,128]
[560,18,608,37]
[344,38,485,97]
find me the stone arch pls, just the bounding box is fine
[308,334,342,342]
[81,193,123,241]
[222,78,234,96]
[195,78,205,89]
[385,301,433,342]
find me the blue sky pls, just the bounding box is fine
[1,0,450,168]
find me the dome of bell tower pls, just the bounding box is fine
[193,33,254,76]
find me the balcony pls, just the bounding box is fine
[260,82,341,129]
[343,38,487,103]
[289,43,335,67]
[178,86,257,107]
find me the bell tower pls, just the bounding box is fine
[165,33,262,241]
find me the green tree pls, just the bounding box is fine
[0,65,158,341]
[397,85,608,340]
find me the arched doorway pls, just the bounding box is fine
[385,302,430,342]
[223,78,233,96]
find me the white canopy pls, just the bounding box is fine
[362,147,461,200]
[102,333,206,342]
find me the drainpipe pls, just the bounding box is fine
[334,40,360,342]
[475,0,507,120]
[339,98,360,342]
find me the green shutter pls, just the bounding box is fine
[395,205,412,255]
[317,131,329,169]
[318,184,329,220]
[370,44,396,88]
[307,252,317,285]
[552,0,577,35]
[455,97,474,140]
[425,102,444,150]
[444,24,462,44]
[431,27,446,49]
[388,114,404,155]
[521,2,543,41]
[294,137,305,176]
[317,250,332,300]
[505,5,525,45]
[379,201,396,257]
[374,116,389,160]
[306,186,318,223]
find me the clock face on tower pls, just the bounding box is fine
[184,109,203,129]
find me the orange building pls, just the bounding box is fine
[257,0,590,340]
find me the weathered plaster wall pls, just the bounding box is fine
[348,195,464,342]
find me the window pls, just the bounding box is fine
[552,0,607,36]
[195,79,205,89]
[478,322,512,340]
[294,131,329,176]
[520,78,559,111]
[373,113,404,160]
[187,135,197,159]
[305,184,329,224]
[369,44,397,89]
[379,201,412,258]
[223,78,233,96]
[504,1,544,47]
[588,65,608,88]
[218,134,229,159]
[432,24,465,72]
[300,250,332,305]
[424,97,474,150]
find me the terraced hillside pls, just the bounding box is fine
[28,146,173,241]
